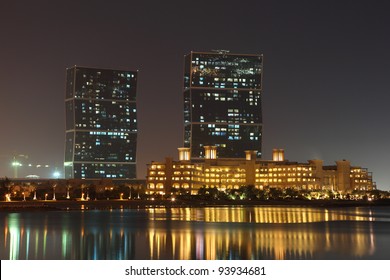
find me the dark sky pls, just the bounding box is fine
[1,0,389,190]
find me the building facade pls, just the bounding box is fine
[64,66,138,179]
[146,148,376,195]
[183,51,263,159]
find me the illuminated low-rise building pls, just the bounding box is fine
[146,148,376,195]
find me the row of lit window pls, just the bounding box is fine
[214,77,248,82]
[148,175,249,182]
[148,175,247,182]
[192,82,259,89]
[203,173,243,178]
[257,167,312,172]
[88,131,130,136]
[173,171,191,175]
[76,124,135,130]
[256,173,312,177]
[201,96,247,102]
[148,177,166,181]
[199,119,257,125]
[256,178,313,183]
[201,120,256,124]
[150,165,165,170]
[172,184,190,189]
[193,62,259,74]
[350,174,370,178]
[198,95,259,102]
[148,184,164,189]
[149,171,166,175]
[147,167,350,179]
[351,169,363,173]
[199,91,260,97]
[204,173,243,177]
[169,177,205,182]
[79,163,127,167]
[173,177,191,181]
[79,110,134,116]
[354,180,368,183]
[205,168,245,173]
[172,165,195,169]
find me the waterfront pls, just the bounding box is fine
[1,206,390,260]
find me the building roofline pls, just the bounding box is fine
[187,51,263,57]
[66,65,139,73]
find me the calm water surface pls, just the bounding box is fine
[1,206,390,260]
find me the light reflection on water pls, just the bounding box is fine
[146,206,390,223]
[1,206,390,260]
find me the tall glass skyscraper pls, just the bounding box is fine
[64,66,138,179]
[183,51,263,158]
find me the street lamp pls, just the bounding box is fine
[66,185,71,199]
[80,184,86,200]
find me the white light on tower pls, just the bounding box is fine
[53,171,61,179]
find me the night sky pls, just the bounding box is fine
[1,0,389,190]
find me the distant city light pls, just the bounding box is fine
[53,171,61,178]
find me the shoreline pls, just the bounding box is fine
[1,199,390,211]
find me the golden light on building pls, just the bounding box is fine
[204,146,217,160]
[146,148,376,195]
[273,149,285,161]
[178,148,191,161]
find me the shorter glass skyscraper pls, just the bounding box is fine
[183,51,263,159]
[64,66,138,179]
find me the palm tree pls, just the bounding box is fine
[0,177,12,201]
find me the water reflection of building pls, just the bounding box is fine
[145,207,374,224]
[0,208,378,260]
[139,208,378,260]
[146,148,376,195]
